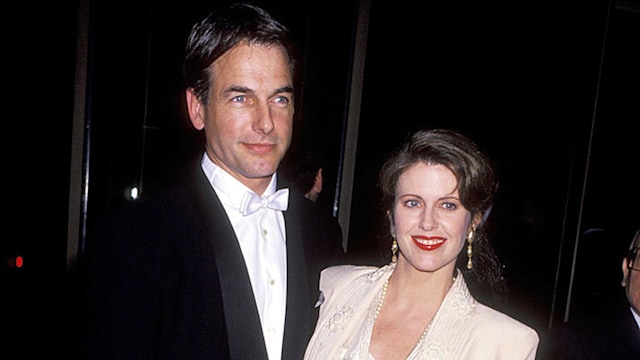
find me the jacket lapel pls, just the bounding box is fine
[282,197,312,359]
[187,165,269,359]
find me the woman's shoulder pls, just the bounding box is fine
[320,264,380,284]
[472,302,539,339]
[319,264,391,298]
[320,265,390,309]
[464,303,540,358]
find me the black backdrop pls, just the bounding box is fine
[4,0,639,355]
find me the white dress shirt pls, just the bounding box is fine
[201,154,287,360]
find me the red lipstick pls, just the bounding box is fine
[412,235,446,251]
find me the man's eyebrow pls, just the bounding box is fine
[274,86,294,94]
[222,85,251,96]
[221,85,293,97]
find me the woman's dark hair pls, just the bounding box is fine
[378,128,506,303]
[183,2,297,103]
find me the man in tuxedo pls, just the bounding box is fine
[543,229,640,359]
[77,3,344,359]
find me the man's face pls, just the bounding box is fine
[622,241,640,316]
[187,42,294,194]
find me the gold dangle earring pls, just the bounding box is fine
[466,229,475,270]
[391,236,398,263]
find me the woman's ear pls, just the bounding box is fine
[471,213,483,231]
[387,210,395,237]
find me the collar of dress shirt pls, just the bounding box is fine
[200,153,279,213]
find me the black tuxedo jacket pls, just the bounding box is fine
[543,302,640,360]
[76,162,345,360]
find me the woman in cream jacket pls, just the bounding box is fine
[304,129,539,360]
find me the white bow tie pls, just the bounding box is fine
[240,188,289,216]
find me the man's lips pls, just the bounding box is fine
[245,143,275,154]
[412,235,447,251]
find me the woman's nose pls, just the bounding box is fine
[420,207,438,231]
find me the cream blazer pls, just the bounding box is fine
[304,264,539,360]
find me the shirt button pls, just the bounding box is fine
[269,278,275,285]
[262,229,268,236]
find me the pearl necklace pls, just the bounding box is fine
[374,275,457,350]
[374,277,390,320]
[374,277,432,348]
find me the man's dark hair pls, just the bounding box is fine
[183,2,297,103]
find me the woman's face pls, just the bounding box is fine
[392,162,475,274]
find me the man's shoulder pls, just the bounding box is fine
[561,302,631,331]
[543,303,640,359]
[96,184,187,220]
[87,175,214,244]
[288,194,341,232]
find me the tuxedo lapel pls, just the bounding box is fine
[187,166,269,359]
[615,305,640,356]
[282,202,312,359]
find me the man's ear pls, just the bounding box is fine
[313,168,323,193]
[186,88,205,130]
[622,257,629,287]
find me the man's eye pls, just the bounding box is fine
[273,96,290,105]
[231,95,247,103]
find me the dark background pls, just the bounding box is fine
[4,0,639,356]
[349,0,640,336]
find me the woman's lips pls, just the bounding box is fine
[412,235,446,251]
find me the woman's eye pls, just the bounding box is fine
[405,199,420,208]
[441,202,457,211]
